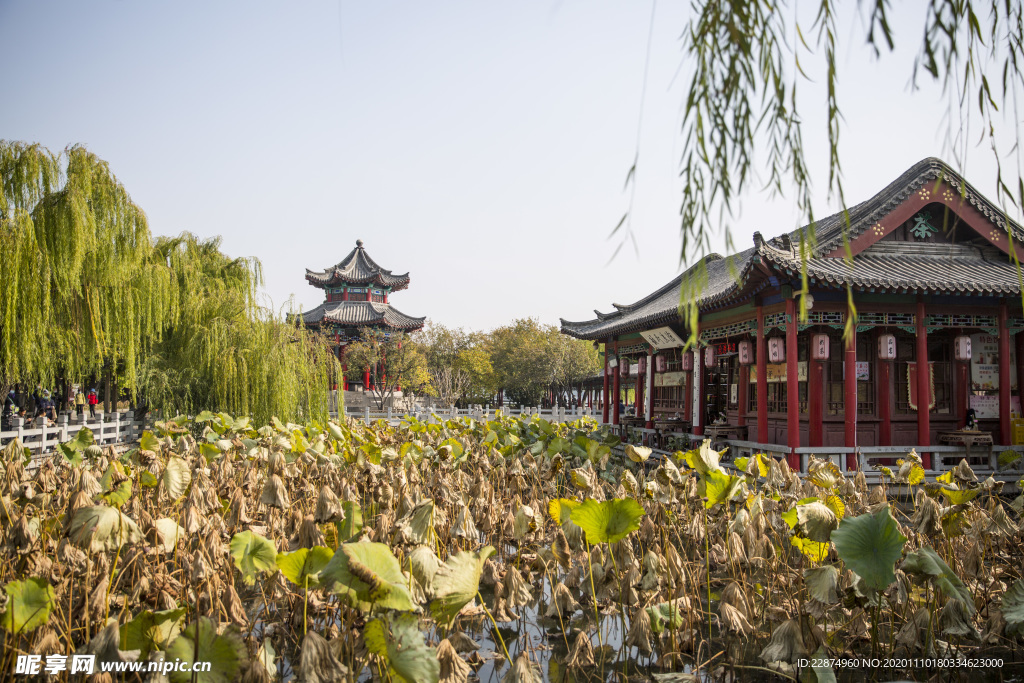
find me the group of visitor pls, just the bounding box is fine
[2,386,100,431]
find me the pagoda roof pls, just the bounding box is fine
[301,300,425,331]
[305,239,411,291]
[561,157,1024,340]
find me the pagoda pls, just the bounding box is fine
[301,239,425,389]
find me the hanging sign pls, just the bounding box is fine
[907,361,936,411]
[640,326,685,349]
[654,371,686,387]
[971,334,1000,390]
[969,394,999,419]
[749,362,807,383]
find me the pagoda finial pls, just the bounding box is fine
[356,239,364,247]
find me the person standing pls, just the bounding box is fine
[87,388,98,417]
[75,387,86,417]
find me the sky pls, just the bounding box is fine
[2,1,1021,332]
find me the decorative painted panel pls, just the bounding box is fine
[699,319,756,341]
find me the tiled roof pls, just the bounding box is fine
[306,240,411,291]
[301,301,425,330]
[561,158,1024,340]
[801,157,1024,257]
[759,239,1022,295]
[560,250,757,339]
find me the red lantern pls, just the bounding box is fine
[768,337,785,363]
[738,340,753,365]
[954,335,972,362]
[811,333,830,361]
[878,333,896,361]
[637,356,647,374]
[655,354,667,372]
[704,346,716,368]
[680,350,694,371]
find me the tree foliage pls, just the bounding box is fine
[0,141,339,423]
[344,329,430,409]
[650,1,1024,344]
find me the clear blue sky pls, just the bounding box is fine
[2,1,1020,331]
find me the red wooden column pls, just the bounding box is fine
[916,302,931,469]
[808,334,823,448]
[844,319,858,470]
[999,302,1012,444]
[695,321,705,436]
[1017,331,1024,422]
[737,363,749,427]
[683,358,693,423]
[756,306,768,444]
[645,352,655,427]
[364,368,370,390]
[612,340,621,426]
[785,298,800,469]
[602,340,610,423]
[877,331,891,446]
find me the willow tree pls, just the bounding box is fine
[0,141,177,404]
[621,1,1024,343]
[139,233,340,423]
[1,140,339,422]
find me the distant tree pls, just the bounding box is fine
[489,319,554,407]
[548,331,601,406]
[345,330,430,410]
[413,323,496,407]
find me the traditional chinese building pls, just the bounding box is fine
[561,158,1024,472]
[301,239,425,389]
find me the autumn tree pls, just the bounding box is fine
[344,329,430,410]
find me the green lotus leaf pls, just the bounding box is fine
[363,613,439,683]
[139,470,158,488]
[703,469,745,509]
[1002,579,1024,636]
[320,542,415,613]
[570,497,645,545]
[276,546,333,588]
[166,617,246,683]
[790,535,831,563]
[901,546,974,614]
[229,530,278,586]
[797,501,839,543]
[336,501,363,542]
[101,479,133,508]
[685,439,724,475]
[138,430,160,453]
[120,607,186,656]
[548,498,580,524]
[831,504,906,591]
[646,599,687,634]
[153,517,185,553]
[162,457,191,501]
[1,577,55,634]
[429,546,496,626]
[939,485,981,505]
[398,499,437,546]
[803,565,840,604]
[68,506,144,553]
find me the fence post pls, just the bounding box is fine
[39,416,47,454]
[364,406,371,426]
[60,412,69,444]
[15,417,24,445]
[388,406,393,422]
[114,412,121,445]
